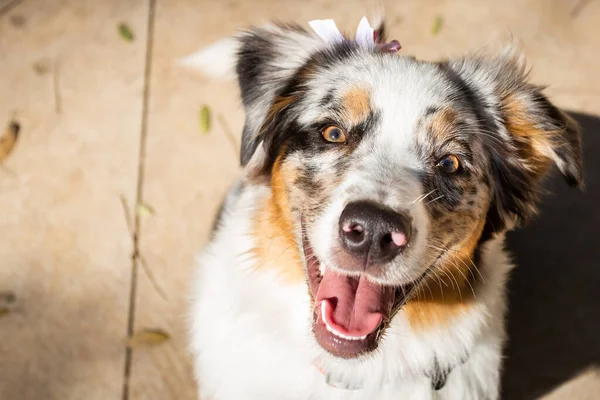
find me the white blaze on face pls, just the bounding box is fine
[309,60,452,285]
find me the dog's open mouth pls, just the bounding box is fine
[303,233,413,359]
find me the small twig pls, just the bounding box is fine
[217,113,239,156]
[119,195,167,301]
[0,0,23,18]
[571,0,593,18]
[120,195,134,237]
[138,255,168,301]
[53,58,61,115]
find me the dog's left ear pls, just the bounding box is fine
[235,24,328,178]
[443,48,584,226]
[181,24,326,178]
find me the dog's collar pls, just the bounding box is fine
[314,355,468,392]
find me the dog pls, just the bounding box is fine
[187,17,583,400]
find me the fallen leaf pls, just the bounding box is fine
[0,307,10,317]
[135,202,155,217]
[199,105,211,134]
[118,23,135,42]
[10,15,25,27]
[431,15,444,35]
[127,328,170,348]
[0,121,20,163]
[33,61,49,75]
[0,291,16,305]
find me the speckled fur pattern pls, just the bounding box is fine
[188,22,583,400]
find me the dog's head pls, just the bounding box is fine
[191,21,583,360]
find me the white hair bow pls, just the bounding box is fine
[309,16,375,48]
[308,17,401,52]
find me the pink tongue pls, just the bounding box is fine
[316,269,393,336]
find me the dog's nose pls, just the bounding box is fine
[339,201,411,263]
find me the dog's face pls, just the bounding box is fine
[230,24,583,360]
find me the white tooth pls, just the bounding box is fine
[320,301,368,341]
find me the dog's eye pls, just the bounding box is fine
[436,154,461,174]
[322,126,347,143]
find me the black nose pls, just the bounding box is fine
[339,201,412,264]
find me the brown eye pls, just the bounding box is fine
[322,126,347,143]
[436,154,461,174]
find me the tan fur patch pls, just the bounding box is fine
[341,87,371,125]
[251,155,305,284]
[404,217,486,330]
[428,107,459,140]
[264,95,296,129]
[503,95,554,175]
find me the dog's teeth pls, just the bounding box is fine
[319,263,326,276]
[321,301,367,341]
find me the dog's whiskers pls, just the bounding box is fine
[428,239,485,283]
[411,189,437,205]
[425,194,445,205]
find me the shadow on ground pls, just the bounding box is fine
[502,112,600,399]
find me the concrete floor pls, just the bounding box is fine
[0,0,599,399]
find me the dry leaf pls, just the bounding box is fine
[118,23,135,42]
[0,291,16,304]
[199,105,211,134]
[431,16,444,35]
[0,307,10,317]
[33,61,49,75]
[127,328,170,348]
[136,202,155,217]
[0,121,20,163]
[10,15,25,28]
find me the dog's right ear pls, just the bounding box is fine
[182,24,325,177]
